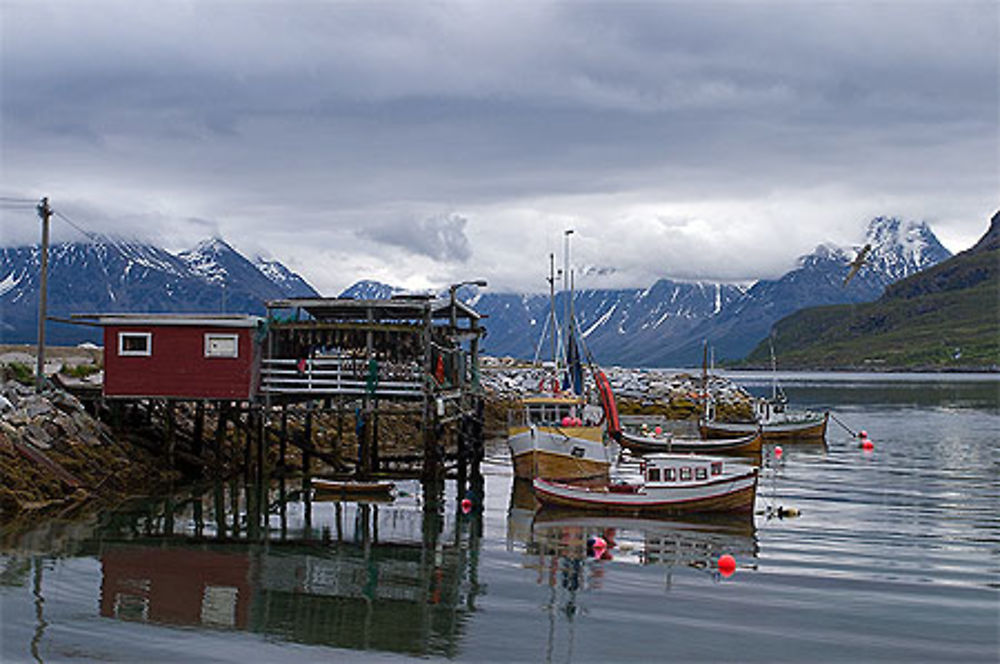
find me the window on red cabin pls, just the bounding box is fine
[118,332,151,357]
[205,333,239,358]
[711,462,723,476]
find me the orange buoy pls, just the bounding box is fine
[718,554,736,578]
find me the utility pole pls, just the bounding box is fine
[35,197,52,392]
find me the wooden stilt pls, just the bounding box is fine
[193,400,205,458]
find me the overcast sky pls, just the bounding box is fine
[2,1,997,294]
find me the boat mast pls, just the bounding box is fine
[768,335,777,401]
[563,229,573,369]
[548,252,558,371]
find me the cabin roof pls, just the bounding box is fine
[72,313,264,328]
[265,296,481,322]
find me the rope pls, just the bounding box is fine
[829,412,858,437]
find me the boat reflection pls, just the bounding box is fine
[92,476,484,658]
[507,477,758,588]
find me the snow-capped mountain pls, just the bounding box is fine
[338,280,408,300]
[253,256,318,298]
[337,216,952,366]
[1,236,319,344]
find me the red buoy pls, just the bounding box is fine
[654,426,663,436]
[562,416,572,427]
[718,554,736,578]
[590,536,607,557]
[461,498,473,514]
[774,445,783,459]
[861,439,874,451]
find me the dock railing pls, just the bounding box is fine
[260,357,424,397]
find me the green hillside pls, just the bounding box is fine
[742,212,1000,371]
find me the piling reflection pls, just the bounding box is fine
[88,475,485,658]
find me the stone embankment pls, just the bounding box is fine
[481,366,754,421]
[0,377,176,523]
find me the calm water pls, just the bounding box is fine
[2,375,998,663]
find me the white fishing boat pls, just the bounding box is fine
[532,454,757,515]
[508,393,614,481]
[507,234,621,481]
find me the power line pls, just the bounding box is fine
[52,209,101,242]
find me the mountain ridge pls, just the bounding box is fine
[742,211,998,370]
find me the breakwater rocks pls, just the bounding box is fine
[0,378,175,521]
[480,366,754,421]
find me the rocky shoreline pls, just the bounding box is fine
[0,375,178,526]
[481,365,754,421]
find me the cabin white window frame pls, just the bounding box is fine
[664,468,676,482]
[680,467,692,481]
[118,332,152,357]
[204,333,239,359]
[695,467,708,481]
[648,467,661,482]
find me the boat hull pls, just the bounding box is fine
[700,412,828,442]
[532,472,757,515]
[620,430,762,456]
[312,479,396,496]
[508,425,611,481]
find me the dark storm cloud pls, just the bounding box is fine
[1,1,996,292]
[359,214,472,263]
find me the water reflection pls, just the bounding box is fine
[8,476,484,660]
[507,478,759,588]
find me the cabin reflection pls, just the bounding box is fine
[97,478,483,658]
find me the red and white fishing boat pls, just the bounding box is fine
[532,454,757,515]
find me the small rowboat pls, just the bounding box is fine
[311,479,396,498]
[619,429,762,456]
[532,454,757,515]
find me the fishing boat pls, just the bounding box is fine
[532,454,757,515]
[697,341,828,442]
[619,427,762,456]
[508,236,621,481]
[508,393,615,481]
[699,396,828,442]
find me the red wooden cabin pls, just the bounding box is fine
[84,314,264,400]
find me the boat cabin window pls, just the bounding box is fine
[527,403,574,425]
[695,467,708,480]
[647,468,661,482]
[680,467,692,481]
[711,462,723,476]
[664,468,676,482]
